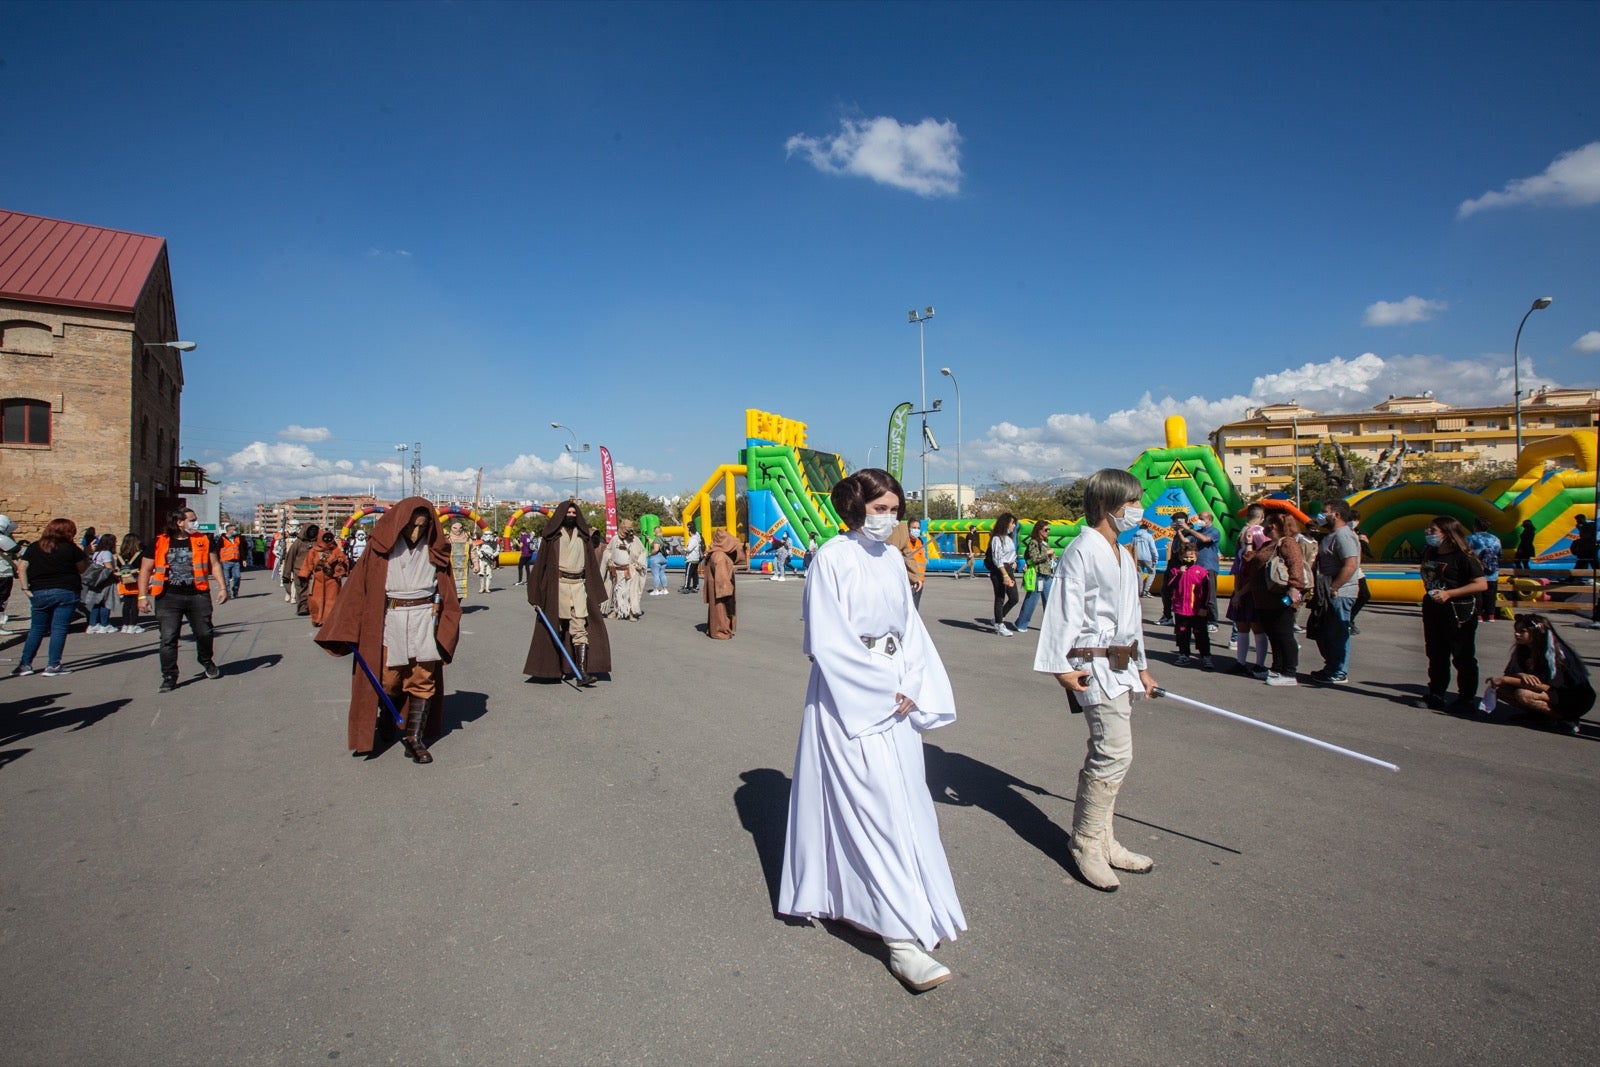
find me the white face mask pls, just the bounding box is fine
[861,514,898,541]
[908,525,921,539]
[1112,505,1143,533]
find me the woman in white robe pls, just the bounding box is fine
[779,469,965,992]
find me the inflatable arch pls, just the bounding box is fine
[338,505,388,540]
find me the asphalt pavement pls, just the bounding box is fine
[2,568,1596,1065]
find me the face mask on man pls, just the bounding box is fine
[1112,505,1143,533]
[563,515,579,529]
[184,519,199,534]
[861,514,898,541]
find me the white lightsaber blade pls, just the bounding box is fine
[1152,688,1399,773]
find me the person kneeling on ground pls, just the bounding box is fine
[1484,613,1594,736]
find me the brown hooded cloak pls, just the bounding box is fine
[522,500,613,678]
[315,498,463,753]
[703,528,748,639]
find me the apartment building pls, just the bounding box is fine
[1210,388,1600,496]
[255,494,382,537]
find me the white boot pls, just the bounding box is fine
[1104,778,1154,873]
[1069,773,1120,892]
[884,939,951,991]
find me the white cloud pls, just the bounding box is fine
[215,442,673,516]
[786,116,962,198]
[1363,296,1446,326]
[1574,331,1600,353]
[961,352,1558,484]
[277,425,332,442]
[1458,141,1600,217]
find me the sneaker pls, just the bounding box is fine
[203,662,221,680]
[1200,656,1215,672]
[9,665,35,677]
[1174,654,1194,667]
[1013,624,1029,633]
[126,624,145,634]
[1250,665,1270,680]
[1309,670,1348,685]
[42,665,73,677]
[994,622,1013,637]
[1157,616,1174,626]
[1228,661,1254,676]
[1416,691,1450,711]
[1207,624,1218,633]
[1265,672,1298,686]
[159,677,177,693]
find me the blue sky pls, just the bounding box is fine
[5,0,1598,512]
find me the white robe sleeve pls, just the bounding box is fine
[802,548,912,740]
[1035,538,1090,676]
[898,577,956,733]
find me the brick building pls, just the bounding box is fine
[0,209,189,541]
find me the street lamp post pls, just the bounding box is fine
[551,422,589,499]
[1512,296,1555,456]
[394,444,408,501]
[142,340,198,352]
[907,307,935,523]
[941,367,962,519]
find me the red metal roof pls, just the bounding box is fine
[0,209,166,314]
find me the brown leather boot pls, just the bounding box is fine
[401,696,433,764]
[575,644,597,687]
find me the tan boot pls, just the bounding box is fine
[884,939,952,991]
[1069,772,1119,892]
[1105,778,1154,873]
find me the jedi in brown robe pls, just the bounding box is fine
[703,528,748,639]
[523,500,613,684]
[315,499,462,760]
[306,532,350,626]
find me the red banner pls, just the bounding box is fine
[600,446,617,539]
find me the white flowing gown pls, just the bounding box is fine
[778,530,966,950]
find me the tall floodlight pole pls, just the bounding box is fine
[908,307,935,523]
[393,443,408,502]
[551,422,589,499]
[941,366,962,519]
[1512,296,1555,456]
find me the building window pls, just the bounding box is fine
[1,398,51,445]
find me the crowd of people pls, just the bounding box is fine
[3,483,1592,994]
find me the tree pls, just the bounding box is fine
[614,488,672,523]
[1053,478,1088,521]
[924,493,960,520]
[975,477,1071,519]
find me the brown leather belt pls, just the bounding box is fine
[560,569,585,580]
[386,595,434,609]
[1068,642,1140,670]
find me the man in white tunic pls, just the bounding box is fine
[779,469,965,992]
[1034,468,1160,892]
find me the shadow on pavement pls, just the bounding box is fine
[442,690,490,736]
[935,618,992,633]
[224,653,283,675]
[1,691,131,760]
[734,768,793,917]
[923,744,1077,879]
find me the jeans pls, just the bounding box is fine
[222,560,241,598]
[650,557,667,589]
[89,603,112,629]
[1314,595,1356,675]
[155,590,216,681]
[1423,605,1478,699]
[1257,599,1299,676]
[989,568,1019,624]
[1015,574,1053,630]
[20,587,77,668]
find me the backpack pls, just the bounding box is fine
[1264,539,1314,594]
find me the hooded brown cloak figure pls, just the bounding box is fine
[703,528,748,639]
[315,498,462,761]
[523,500,612,684]
[306,530,350,626]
